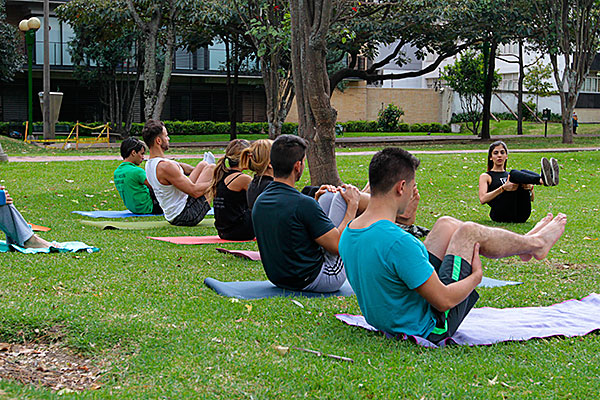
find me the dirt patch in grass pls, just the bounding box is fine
[0,342,102,392]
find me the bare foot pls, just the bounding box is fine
[23,234,52,249]
[531,213,567,260]
[520,213,554,261]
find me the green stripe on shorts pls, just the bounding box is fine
[452,255,461,282]
[431,310,449,335]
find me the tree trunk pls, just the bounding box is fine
[225,39,238,141]
[481,40,497,140]
[290,0,341,186]
[549,54,574,144]
[152,17,175,120]
[517,40,524,135]
[262,56,294,139]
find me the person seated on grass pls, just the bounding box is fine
[479,141,559,223]
[239,139,274,209]
[114,137,162,215]
[0,186,51,248]
[142,120,215,226]
[252,134,361,293]
[241,138,422,236]
[210,139,255,241]
[339,147,566,344]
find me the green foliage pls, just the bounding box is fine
[0,7,25,82]
[342,121,378,132]
[442,50,500,135]
[377,104,405,132]
[525,61,556,113]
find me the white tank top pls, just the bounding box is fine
[145,157,188,221]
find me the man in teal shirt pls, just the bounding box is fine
[114,137,162,215]
[339,147,566,343]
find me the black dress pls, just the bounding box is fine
[213,171,255,240]
[486,170,531,223]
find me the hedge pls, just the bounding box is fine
[2,120,451,137]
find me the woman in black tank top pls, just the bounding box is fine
[478,141,535,223]
[210,140,255,240]
[240,139,274,209]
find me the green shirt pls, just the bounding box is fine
[113,162,153,214]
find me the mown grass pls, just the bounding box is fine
[0,149,599,398]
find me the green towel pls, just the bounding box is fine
[79,219,214,230]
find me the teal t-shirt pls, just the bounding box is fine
[113,162,153,214]
[339,219,436,337]
[252,181,335,290]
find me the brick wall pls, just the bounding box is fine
[286,81,445,124]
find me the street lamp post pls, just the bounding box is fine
[18,17,41,134]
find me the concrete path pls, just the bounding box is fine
[6,146,599,163]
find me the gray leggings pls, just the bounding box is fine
[302,191,348,293]
[0,204,34,247]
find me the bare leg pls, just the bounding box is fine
[520,213,553,261]
[424,216,464,260]
[23,234,51,249]
[189,161,215,183]
[446,214,566,264]
[357,192,370,215]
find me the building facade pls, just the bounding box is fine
[2,0,267,125]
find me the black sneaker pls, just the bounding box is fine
[550,157,559,186]
[541,157,552,186]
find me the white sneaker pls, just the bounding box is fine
[203,151,216,164]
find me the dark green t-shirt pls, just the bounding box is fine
[252,181,335,290]
[113,162,153,214]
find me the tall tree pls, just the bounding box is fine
[125,0,182,121]
[238,0,293,139]
[57,0,141,135]
[532,0,600,143]
[441,50,500,135]
[290,0,482,185]
[0,1,25,82]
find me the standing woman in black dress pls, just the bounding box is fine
[478,141,559,223]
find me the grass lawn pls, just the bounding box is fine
[0,149,599,398]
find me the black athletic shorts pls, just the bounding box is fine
[426,252,480,344]
[169,195,211,226]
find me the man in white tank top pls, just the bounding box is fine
[142,120,215,226]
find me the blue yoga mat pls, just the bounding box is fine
[204,278,356,299]
[72,208,214,218]
[204,276,521,300]
[0,240,99,254]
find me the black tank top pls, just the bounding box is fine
[485,171,531,223]
[213,171,251,234]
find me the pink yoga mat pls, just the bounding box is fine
[216,248,261,260]
[147,236,255,245]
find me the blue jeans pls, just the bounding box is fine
[0,204,34,246]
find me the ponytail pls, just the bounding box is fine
[210,139,250,197]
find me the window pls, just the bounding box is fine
[582,75,600,93]
[34,17,73,66]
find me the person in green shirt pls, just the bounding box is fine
[114,138,162,215]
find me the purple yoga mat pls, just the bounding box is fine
[336,293,600,348]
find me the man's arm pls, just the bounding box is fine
[157,161,210,198]
[177,162,195,176]
[415,243,482,312]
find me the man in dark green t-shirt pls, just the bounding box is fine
[114,138,162,215]
[252,135,360,292]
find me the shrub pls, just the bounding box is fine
[342,120,378,132]
[377,104,404,132]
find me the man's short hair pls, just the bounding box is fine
[270,134,308,178]
[369,147,420,196]
[142,120,165,148]
[120,137,145,159]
